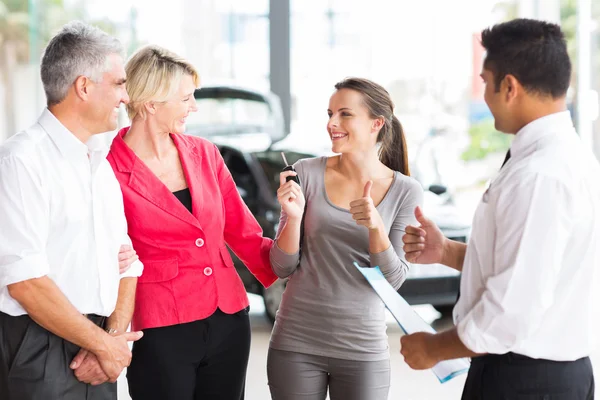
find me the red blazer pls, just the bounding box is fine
[108,128,277,331]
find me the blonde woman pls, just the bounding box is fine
[107,45,277,400]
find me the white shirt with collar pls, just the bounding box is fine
[454,111,600,361]
[0,109,143,317]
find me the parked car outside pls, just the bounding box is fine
[186,85,471,323]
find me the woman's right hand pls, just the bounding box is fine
[277,171,305,221]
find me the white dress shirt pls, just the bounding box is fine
[455,111,600,361]
[0,109,143,317]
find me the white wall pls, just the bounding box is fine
[0,64,46,143]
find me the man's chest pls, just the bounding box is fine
[43,157,125,239]
[464,187,499,276]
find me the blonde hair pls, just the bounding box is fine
[125,45,200,120]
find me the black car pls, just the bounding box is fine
[186,85,471,322]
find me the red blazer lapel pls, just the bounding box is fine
[172,134,205,224]
[110,128,202,230]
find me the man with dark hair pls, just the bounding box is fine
[400,18,599,399]
[481,18,572,99]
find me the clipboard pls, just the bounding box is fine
[354,262,470,383]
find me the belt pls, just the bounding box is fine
[473,352,586,365]
[84,313,106,327]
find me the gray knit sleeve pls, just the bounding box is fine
[370,177,424,290]
[269,160,306,278]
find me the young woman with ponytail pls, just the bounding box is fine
[267,77,424,400]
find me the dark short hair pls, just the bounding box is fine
[481,18,571,99]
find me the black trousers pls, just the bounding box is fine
[0,312,116,400]
[127,307,251,400]
[462,352,595,400]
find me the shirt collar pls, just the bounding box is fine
[87,133,114,159]
[38,109,113,161]
[38,109,89,161]
[510,111,574,158]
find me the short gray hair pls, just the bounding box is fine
[41,21,124,106]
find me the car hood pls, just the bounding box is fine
[205,133,273,153]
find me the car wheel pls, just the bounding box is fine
[263,279,286,324]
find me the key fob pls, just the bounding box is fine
[282,165,300,185]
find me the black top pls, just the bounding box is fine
[173,188,192,213]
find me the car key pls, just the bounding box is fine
[280,152,300,185]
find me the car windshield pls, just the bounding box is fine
[186,93,274,136]
[253,150,313,195]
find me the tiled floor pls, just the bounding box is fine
[118,295,599,400]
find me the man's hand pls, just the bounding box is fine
[95,331,143,382]
[118,245,139,274]
[402,206,446,264]
[70,349,110,385]
[400,332,440,370]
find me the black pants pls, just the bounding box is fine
[462,352,595,400]
[127,307,251,400]
[0,312,116,400]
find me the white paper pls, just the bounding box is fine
[354,262,470,383]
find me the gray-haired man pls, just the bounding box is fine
[0,21,144,399]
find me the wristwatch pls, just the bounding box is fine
[106,328,118,335]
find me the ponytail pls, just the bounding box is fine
[379,115,410,176]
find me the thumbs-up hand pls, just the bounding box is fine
[349,181,384,231]
[402,206,446,264]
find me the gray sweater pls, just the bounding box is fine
[269,156,424,361]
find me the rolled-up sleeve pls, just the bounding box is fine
[0,156,51,287]
[269,160,305,279]
[120,258,144,278]
[119,234,144,279]
[370,178,423,290]
[457,174,572,354]
[269,215,301,278]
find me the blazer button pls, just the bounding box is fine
[204,267,213,276]
[195,238,205,247]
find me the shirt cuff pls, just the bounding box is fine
[456,310,503,355]
[270,242,300,277]
[0,254,50,287]
[369,245,399,272]
[271,242,299,262]
[120,259,144,279]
